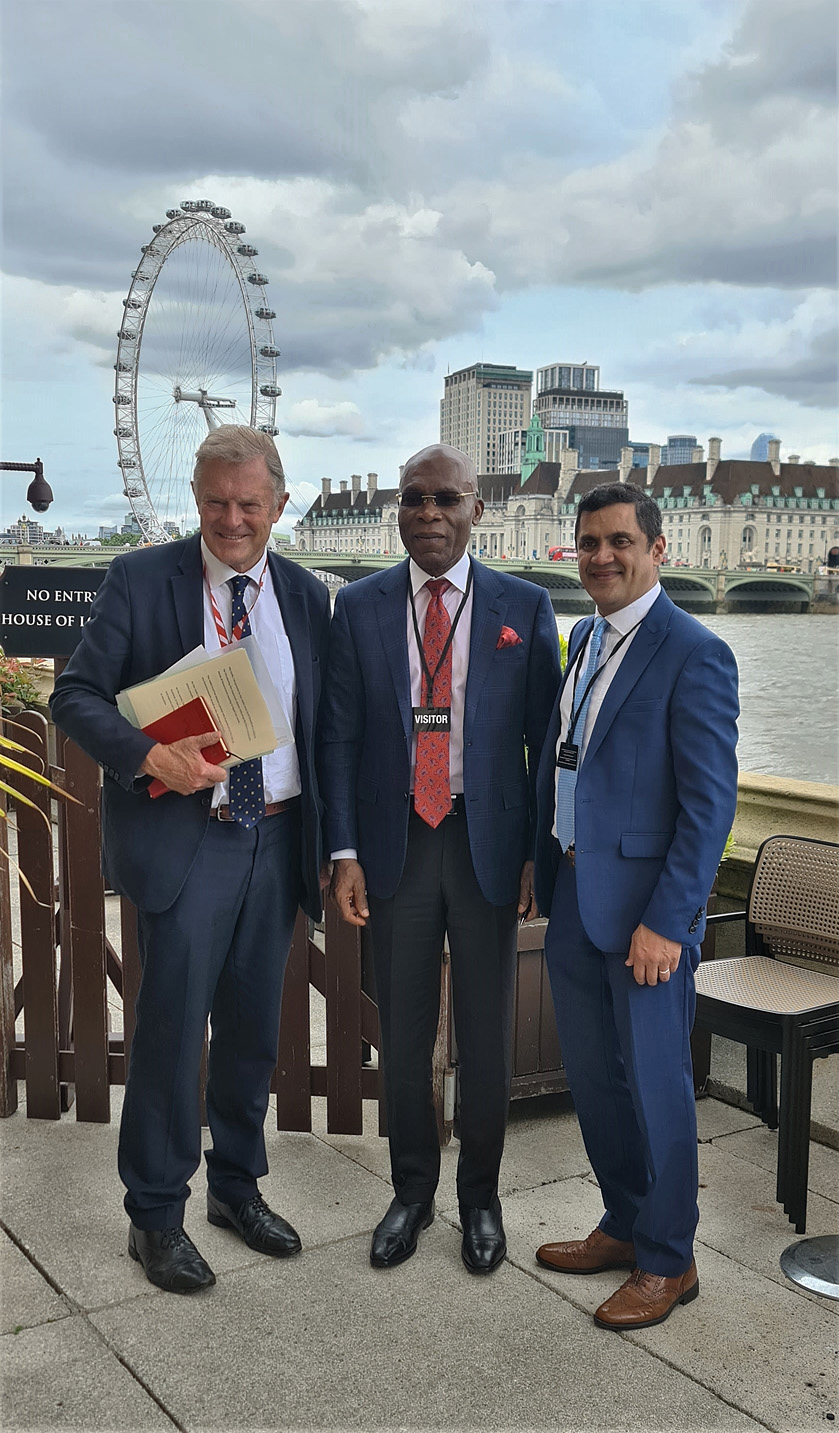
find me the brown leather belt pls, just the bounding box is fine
[210,796,300,822]
[564,844,576,867]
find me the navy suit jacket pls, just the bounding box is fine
[50,535,330,918]
[319,558,561,905]
[534,589,739,951]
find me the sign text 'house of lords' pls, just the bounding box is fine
[0,567,107,657]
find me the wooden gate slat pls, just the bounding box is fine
[0,782,19,1116]
[324,902,363,1134]
[63,738,109,1121]
[275,911,313,1131]
[16,714,60,1119]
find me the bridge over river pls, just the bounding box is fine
[4,546,835,612]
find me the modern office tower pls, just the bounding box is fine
[440,363,533,474]
[629,442,651,468]
[750,432,780,462]
[533,362,629,470]
[661,434,698,465]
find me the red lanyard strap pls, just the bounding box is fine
[204,557,268,647]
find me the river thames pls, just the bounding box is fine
[555,612,839,786]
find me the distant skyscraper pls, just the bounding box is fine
[440,363,533,474]
[533,361,629,470]
[750,432,780,462]
[661,434,698,465]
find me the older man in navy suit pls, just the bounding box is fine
[533,482,739,1329]
[51,427,330,1294]
[320,444,561,1275]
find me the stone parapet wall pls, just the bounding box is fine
[717,772,839,899]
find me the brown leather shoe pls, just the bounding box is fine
[594,1261,699,1329]
[536,1227,635,1275]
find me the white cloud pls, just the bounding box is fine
[282,400,367,439]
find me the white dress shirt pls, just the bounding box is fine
[552,581,661,836]
[331,552,474,861]
[201,539,301,807]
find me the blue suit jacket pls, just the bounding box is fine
[534,589,739,951]
[318,558,562,905]
[50,535,330,918]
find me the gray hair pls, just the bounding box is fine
[193,426,285,499]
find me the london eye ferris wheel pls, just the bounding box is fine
[113,201,281,543]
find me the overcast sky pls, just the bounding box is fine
[1,0,836,537]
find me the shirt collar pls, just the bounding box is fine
[409,551,471,597]
[201,537,268,591]
[598,581,661,635]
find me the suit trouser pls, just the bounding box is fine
[545,857,699,1277]
[119,807,301,1230]
[367,808,519,1208]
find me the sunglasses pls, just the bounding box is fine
[398,490,474,509]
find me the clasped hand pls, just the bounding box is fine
[140,732,227,796]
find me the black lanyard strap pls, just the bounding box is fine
[565,617,643,747]
[409,565,474,707]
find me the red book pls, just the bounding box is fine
[142,696,230,798]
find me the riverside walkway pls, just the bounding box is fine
[2,1078,837,1431]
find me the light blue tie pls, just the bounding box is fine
[555,616,608,853]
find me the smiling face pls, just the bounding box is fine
[397,446,483,577]
[193,456,287,572]
[576,502,666,615]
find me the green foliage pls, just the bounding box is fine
[0,656,41,711]
[559,631,568,668]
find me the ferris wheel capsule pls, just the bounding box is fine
[260,385,282,397]
[166,209,181,219]
[114,394,131,405]
[194,200,215,211]
[260,345,281,358]
[255,307,276,320]
[180,200,198,211]
[237,244,258,257]
[258,425,280,436]
[117,329,136,340]
[248,273,269,286]
[211,206,231,219]
[225,221,246,234]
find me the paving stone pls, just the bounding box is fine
[0,1100,389,1313]
[0,1316,172,1429]
[696,1096,763,1142]
[0,1232,69,1335]
[90,1232,761,1431]
[712,1123,839,1207]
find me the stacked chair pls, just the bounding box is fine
[695,835,839,1234]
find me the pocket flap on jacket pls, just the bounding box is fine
[620,831,672,858]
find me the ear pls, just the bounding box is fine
[472,497,485,526]
[652,533,666,566]
[276,491,290,521]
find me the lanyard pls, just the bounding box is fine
[565,617,643,747]
[204,557,268,648]
[408,565,473,707]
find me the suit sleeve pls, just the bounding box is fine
[49,558,156,790]
[317,588,365,855]
[524,587,563,856]
[641,635,739,944]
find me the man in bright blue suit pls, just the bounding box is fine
[533,482,738,1330]
[51,427,330,1295]
[320,444,561,1275]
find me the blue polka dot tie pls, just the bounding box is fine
[555,615,607,853]
[227,575,266,829]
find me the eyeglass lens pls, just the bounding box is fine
[400,492,466,508]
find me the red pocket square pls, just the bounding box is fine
[496,626,522,649]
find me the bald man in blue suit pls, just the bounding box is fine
[533,482,738,1331]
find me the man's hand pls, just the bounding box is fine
[518,859,538,922]
[330,858,369,926]
[140,733,227,797]
[626,922,682,986]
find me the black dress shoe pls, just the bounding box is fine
[370,1197,435,1268]
[460,1197,507,1275]
[207,1192,302,1256]
[128,1225,216,1294]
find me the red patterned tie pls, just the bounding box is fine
[413,578,452,828]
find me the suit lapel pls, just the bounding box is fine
[583,591,673,766]
[464,560,507,733]
[375,562,413,746]
[268,552,313,737]
[171,535,204,654]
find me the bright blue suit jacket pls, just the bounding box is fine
[534,589,739,951]
[50,535,330,918]
[319,558,562,905]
